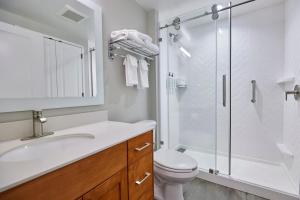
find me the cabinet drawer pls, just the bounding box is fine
[128,153,153,200]
[128,131,153,164]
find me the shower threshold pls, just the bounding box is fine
[183,149,299,200]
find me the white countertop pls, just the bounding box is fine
[0,120,156,192]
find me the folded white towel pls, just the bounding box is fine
[111,30,144,46]
[123,55,138,87]
[111,29,153,44]
[130,30,152,42]
[143,41,159,54]
[138,59,149,89]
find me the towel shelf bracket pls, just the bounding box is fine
[108,39,159,61]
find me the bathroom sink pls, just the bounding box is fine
[0,133,95,162]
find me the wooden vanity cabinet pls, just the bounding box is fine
[0,131,154,200]
[128,131,154,200]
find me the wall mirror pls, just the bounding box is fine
[0,0,104,112]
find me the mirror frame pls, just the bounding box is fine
[0,0,104,113]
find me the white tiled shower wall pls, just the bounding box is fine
[231,3,284,163]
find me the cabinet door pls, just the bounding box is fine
[83,168,128,200]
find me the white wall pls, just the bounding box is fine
[93,0,153,123]
[0,0,156,141]
[282,0,300,189]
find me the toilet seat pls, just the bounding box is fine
[154,149,197,173]
[154,149,198,200]
[154,162,195,173]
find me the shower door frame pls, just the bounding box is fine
[159,2,233,176]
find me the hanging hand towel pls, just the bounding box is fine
[138,59,149,88]
[123,55,138,87]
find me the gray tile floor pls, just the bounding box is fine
[183,178,268,200]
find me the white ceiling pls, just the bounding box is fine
[136,0,284,22]
[136,0,209,11]
[136,0,214,18]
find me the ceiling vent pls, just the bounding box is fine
[59,5,87,23]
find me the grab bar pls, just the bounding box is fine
[251,80,256,103]
[222,75,226,107]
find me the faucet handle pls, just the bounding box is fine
[39,117,47,123]
[32,110,47,123]
[32,110,42,118]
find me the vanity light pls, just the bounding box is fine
[180,46,191,58]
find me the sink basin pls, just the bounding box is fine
[0,133,95,162]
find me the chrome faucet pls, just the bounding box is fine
[21,110,54,141]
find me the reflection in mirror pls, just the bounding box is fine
[0,0,97,98]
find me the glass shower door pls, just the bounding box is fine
[165,3,231,175]
[215,4,231,176]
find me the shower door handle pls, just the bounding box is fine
[222,75,226,107]
[251,80,256,103]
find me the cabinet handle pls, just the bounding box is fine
[135,172,151,185]
[135,143,151,151]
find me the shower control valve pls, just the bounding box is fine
[285,85,300,101]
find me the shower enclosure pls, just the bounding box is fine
[159,0,300,199]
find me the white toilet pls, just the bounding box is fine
[154,149,198,200]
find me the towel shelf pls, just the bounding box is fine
[108,38,159,61]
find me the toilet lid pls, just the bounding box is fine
[154,150,197,172]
